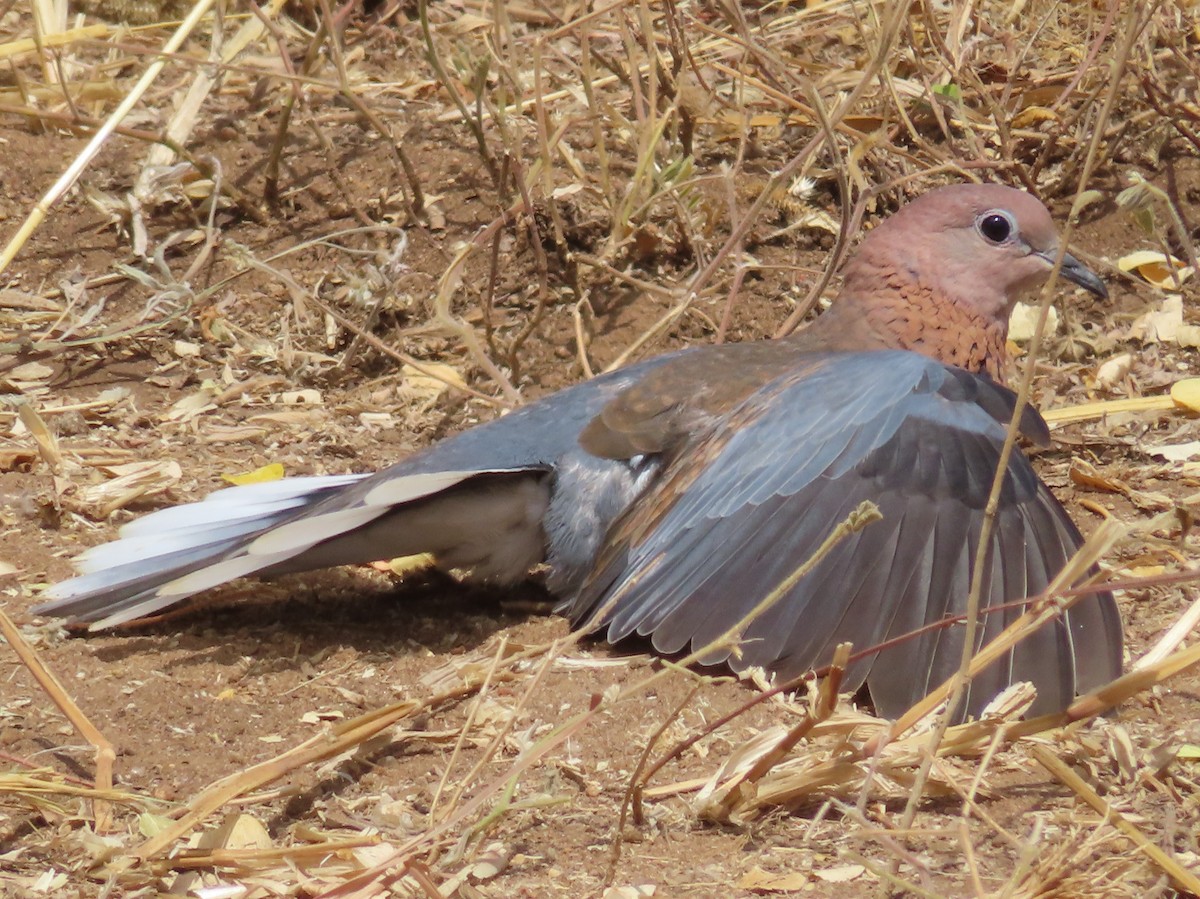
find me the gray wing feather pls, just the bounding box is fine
[566,352,1121,720]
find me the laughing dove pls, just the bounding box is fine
[35,184,1122,719]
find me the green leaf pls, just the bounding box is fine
[932,82,961,102]
[1132,206,1157,237]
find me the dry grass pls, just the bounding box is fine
[1,0,1200,896]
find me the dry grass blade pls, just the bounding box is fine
[0,767,144,805]
[1135,591,1200,669]
[431,212,523,403]
[134,683,483,859]
[691,642,850,822]
[0,609,116,831]
[134,0,288,199]
[1030,744,1200,894]
[1064,640,1200,724]
[0,23,111,60]
[152,835,383,872]
[15,401,62,472]
[1043,381,1200,425]
[0,0,217,272]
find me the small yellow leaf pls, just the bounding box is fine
[222,463,286,486]
[737,866,809,891]
[1011,105,1057,128]
[1117,250,1194,289]
[1124,565,1166,578]
[1008,302,1058,342]
[814,863,866,883]
[386,553,436,576]
[223,814,273,851]
[1070,190,1105,219]
[1171,379,1200,413]
[401,362,466,401]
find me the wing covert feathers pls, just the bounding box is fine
[563,352,1121,720]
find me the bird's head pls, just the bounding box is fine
[842,183,1107,326]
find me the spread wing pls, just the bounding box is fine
[562,351,1122,720]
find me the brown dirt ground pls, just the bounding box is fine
[1,3,1200,898]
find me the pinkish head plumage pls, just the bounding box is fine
[842,184,1106,327]
[805,183,1109,379]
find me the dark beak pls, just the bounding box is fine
[1050,250,1108,300]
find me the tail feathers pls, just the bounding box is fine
[113,474,366,542]
[36,473,372,627]
[71,475,363,576]
[36,468,540,629]
[35,534,277,628]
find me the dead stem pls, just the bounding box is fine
[0,609,116,831]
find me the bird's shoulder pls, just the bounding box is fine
[580,343,1047,464]
[579,339,830,459]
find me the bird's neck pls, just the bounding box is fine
[802,278,1010,382]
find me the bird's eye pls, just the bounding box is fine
[977,211,1014,244]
